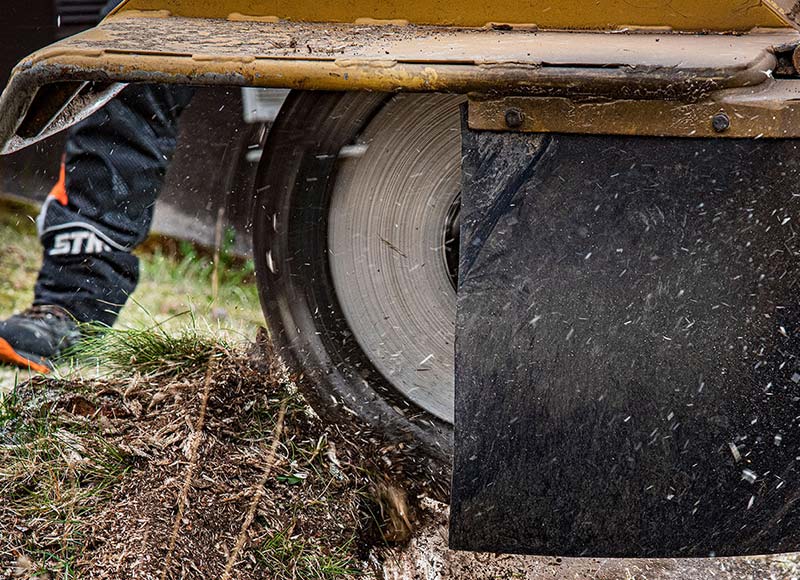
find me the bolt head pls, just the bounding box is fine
[504,108,525,129]
[712,112,730,133]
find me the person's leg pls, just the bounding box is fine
[0,83,194,371]
[34,83,195,326]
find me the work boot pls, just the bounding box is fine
[0,305,80,373]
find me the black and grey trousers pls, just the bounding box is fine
[33,83,195,326]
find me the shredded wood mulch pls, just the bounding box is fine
[0,332,446,580]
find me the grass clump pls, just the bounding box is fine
[73,324,224,379]
[257,532,361,580]
[0,326,380,579]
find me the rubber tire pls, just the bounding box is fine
[252,91,454,465]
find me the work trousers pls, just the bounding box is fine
[33,83,195,326]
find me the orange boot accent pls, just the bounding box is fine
[49,162,68,206]
[0,337,51,374]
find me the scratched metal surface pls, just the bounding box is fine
[450,121,800,556]
[35,15,799,72]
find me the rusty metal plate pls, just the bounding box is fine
[468,80,800,138]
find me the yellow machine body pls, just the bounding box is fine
[1,0,800,152]
[111,0,789,30]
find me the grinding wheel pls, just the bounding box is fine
[253,91,462,461]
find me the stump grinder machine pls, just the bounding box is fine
[2,0,800,559]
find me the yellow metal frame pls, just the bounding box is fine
[469,84,800,138]
[1,0,800,154]
[112,0,790,31]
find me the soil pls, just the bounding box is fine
[0,331,445,579]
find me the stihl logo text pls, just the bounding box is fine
[50,231,112,256]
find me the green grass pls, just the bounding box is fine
[256,531,361,580]
[0,197,263,390]
[0,382,130,578]
[73,323,225,379]
[131,231,262,336]
[0,198,42,317]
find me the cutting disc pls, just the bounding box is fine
[328,93,463,423]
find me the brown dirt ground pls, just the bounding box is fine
[0,332,443,580]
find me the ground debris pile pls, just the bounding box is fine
[0,328,438,580]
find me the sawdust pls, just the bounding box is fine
[0,332,443,579]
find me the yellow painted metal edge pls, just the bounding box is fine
[110,0,792,31]
[6,49,692,153]
[14,51,669,95]
[2,11,799,154]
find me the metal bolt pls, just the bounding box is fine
[504,108,525,129]
[712,112,730,133]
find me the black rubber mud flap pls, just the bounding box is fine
[449,108,800,557]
